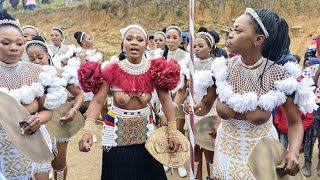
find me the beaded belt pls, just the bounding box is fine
[111,105,150,117]
[102,106,155,148]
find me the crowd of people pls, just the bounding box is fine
[0,5,320,180]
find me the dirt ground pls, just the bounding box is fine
[65,123,320,180]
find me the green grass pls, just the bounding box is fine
[2,0,89,15]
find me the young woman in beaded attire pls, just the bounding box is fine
[48,27,70,66]
[184,8,317,179]
[20,25,40,62]
[178,32,217,180]
[26,36,84,180]
[162,25,190,178]
[78,24,181,180]
[0,11,66,180]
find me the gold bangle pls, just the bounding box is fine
[71,108,77,114]
[83,120,96,134]
[172,102,178,108]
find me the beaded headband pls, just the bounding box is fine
[245,8,269,38]
[120,24,148,39]
[0,19,23,33]
[26,40,48,51]
[80,32,86,42]
[154,31,166,38]
[51,27,64,37]
[22,25,40,36]
[196,32,215,48]
[166,26,182,38]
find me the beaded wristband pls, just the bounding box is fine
[167,121,177,137]
[83,119,96,134]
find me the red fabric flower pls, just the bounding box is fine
[77,62,102,94]
[150,57,180,91]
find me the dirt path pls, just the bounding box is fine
[65,123,319,180]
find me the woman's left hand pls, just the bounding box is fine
[60,109,76,125]
[276,151,300,176]
[169,136,181,153]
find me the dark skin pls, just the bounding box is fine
[0,26,53,180]
[27,45,84,180]
[176,36,216,178]
[79,28,181,153]
[184,14,303,177]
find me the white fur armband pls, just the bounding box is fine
[194,70,215,100]
[294,78,318,114]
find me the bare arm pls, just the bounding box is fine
[278,97,303,176]
[67,84,84,111]
[60,85,85,122]
[157,88,175,123]
[157,87,181,152]
[184,86,217,116]
[85,81,110,121]
[173,80,187,111]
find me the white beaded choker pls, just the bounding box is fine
[238,57,265,69]
[118,57,151,75]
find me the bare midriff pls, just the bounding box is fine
[216,99,271,125]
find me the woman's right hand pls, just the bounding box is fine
[79,133,93,152]
[20,115,41,135]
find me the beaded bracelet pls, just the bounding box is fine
[83,118,96,134]
[167,120,177,138]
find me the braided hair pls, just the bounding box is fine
[0,10,22,34]
[74,31,85,46]
[247,9,290,64]
[26,36,53,65]
[246,9,291,90]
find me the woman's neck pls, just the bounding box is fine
[127,57,142,64]
[240,51,263,66]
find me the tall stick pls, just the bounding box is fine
[188,0,195,179]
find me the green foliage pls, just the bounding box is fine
[175,4,184,17]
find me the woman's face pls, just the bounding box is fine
[0,27,24,64]
[23,27,38,42]
[166,29,181,51]
[194,37,211,59]
[82,34,93,48]
[154,34,166,49]
[226,14,258,55]
[27,46,49,65]
[123,28,147,62]
[50,30,63,46]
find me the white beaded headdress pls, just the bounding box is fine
[51,27,64,37]
[196,32,215,48]
[22,25,40,36]
[166,25,182,38]
[245,8,269,38]
[80,32,86,42]
[154,31,166,38]
[26,40,48,51]
[0,19,23,33]
[120,24,148,39]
